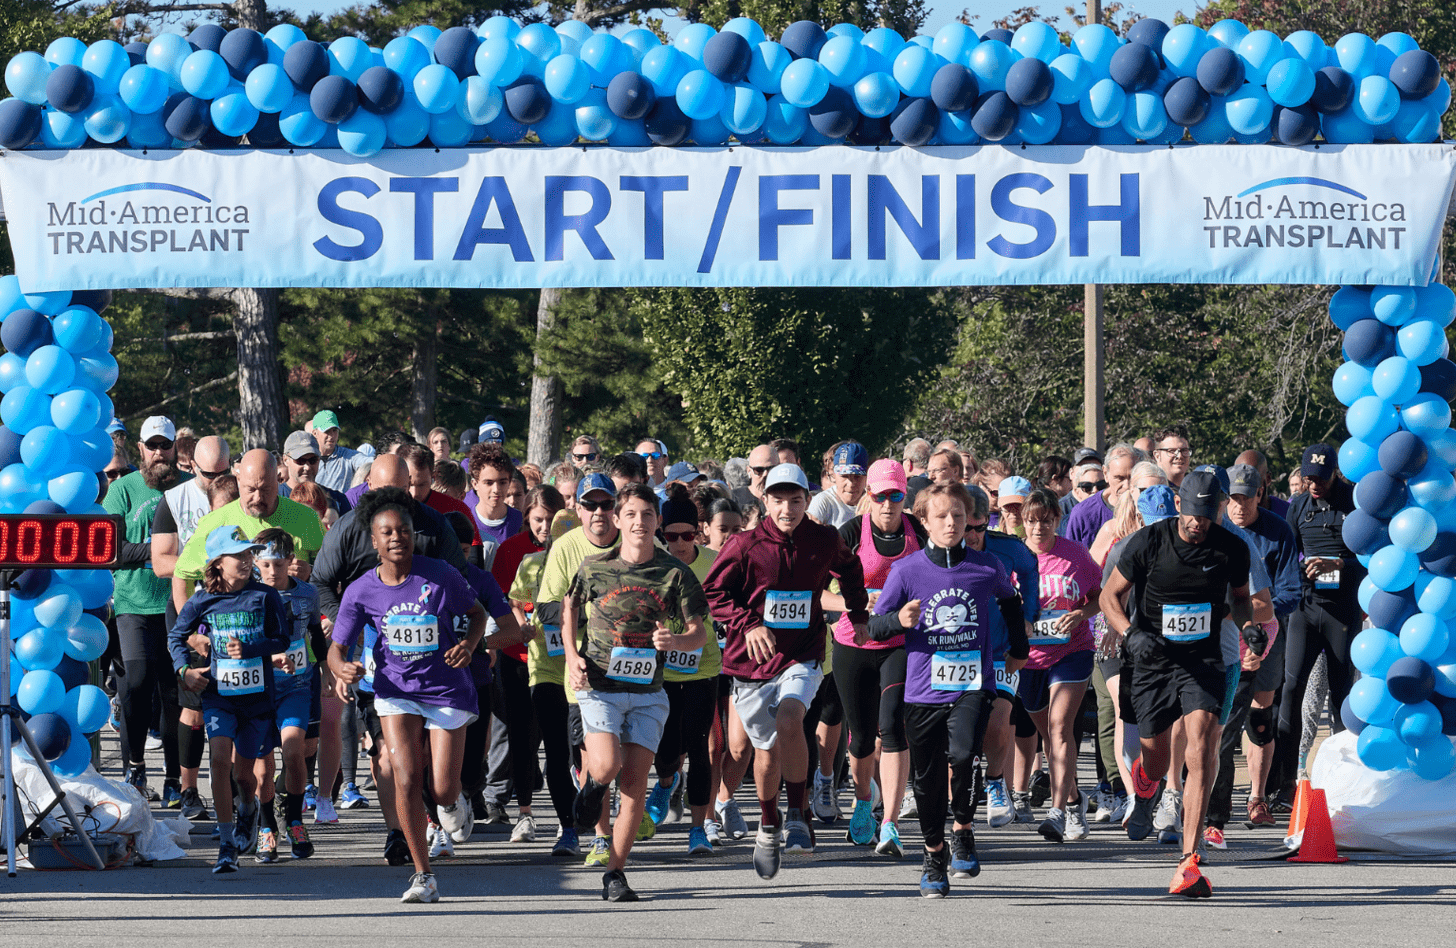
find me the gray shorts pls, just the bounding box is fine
[731,661,824,751]
[574,689,670,752]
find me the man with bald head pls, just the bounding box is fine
[1235,449,1290,519]
[732,444,774,517]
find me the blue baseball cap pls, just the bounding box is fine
[665,461,702,483]
[105,418,126,435]
[204,525,264,563]
[576,471,616,501]
[1193,463,1230,496]
[998,475,1032,503]
[478,419,505,444]
[832,441,869,476]
[1137,485,1178,524]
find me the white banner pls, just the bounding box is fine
[1,143,1451,291]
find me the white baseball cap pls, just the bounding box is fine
[764,463,809,492]
[140,416,176,442]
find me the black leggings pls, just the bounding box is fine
[906,691,993,849]
[114,612,180,778]
[529,682,579,826]
[655,677,719,807]
[460,667,494,797]
[496,654,540,808]
[1276,602,1356,790]
[832,641,907,756]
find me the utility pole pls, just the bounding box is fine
[1084,0,1106,451]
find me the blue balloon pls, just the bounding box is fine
[689,112,729,145]
[412,64,459,116]
[1356,723,1407,769]
[1005,57,1053,107]
[1340,694,1369,734]
[1330,286,1372,327]
[1396,701,1442,744]
[162,92,212,142]
[780,21,828,61]
[28,712,70,760]
[1373,286,1419,327]
[818,35,866,89]
[1355,75,1401,125]
[64,682,110,733]
[1080,77,1126,127]
[1388,655,1437,703]
[23,345,74,395]
[383,36,431,83]
[117,63,168,114]
[1391,50,1440,99]
[1196,46,1244,96]
[1311,66,1355,113]
[541,53,588,105]
[971,90,1018,141]
[51,730,91,777]
[1272,103,1320,145]
[936,106,979,144]
[1411,735,1456,779]
[17,669,65,716]
[577,34,628,88]
[426,106,472,147]
[1402,392,1452,439]
[1411,464,1456,515]
[1342,507,1391,555]
[780,58,830,108]
[283,41,329,94]
[748,42,792,94]
[890,96,938,146]
[337,108,386,156]
[1380,429,1429,479]
[1421,575,1456,621]
[516,23,560,66]
[863,28,907,73]
[189,23,226,54]
[210,89,257,137]
[606,72,656,121]
[572,89,616,141]
[723,17,767,49]
[1235,30,1283,84]
[1049,53,1093,105]
[433,26,478,81]
[0,98,42,149]
[807,85,857,139]
[1225,84,1273,135]
[1335,32,1381,80]
[16,625,64,671]
[930,64,978,112]
[967,41,1014,93]
[1267,58,1315,107]
[1344,318,1397,367]
[893,44,941,98]
[481,109,526,144]
[645,98,691,145]
[48,465,98,512]
[1122,90,1167,140]
[605,116,650,146]
[217,28,267,81]
[1163,76,1210,127]
[641,45,691,99]
[456,76,502,126]
[1016,99,1061,143]
[1110,42,1159,92]
[0,354,26,395]
[1347,395,1400,443]
[854,71,901,119]
[720,83,766,135]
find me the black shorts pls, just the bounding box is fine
[355,689,385,758]
[1124,638,1225,738]
[306,669,323,741]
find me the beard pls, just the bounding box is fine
[142,460,180,491]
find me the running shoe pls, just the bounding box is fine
[145,729,164,751]
[1089,788,1113,822]
[1169,852,1212,898]
[288,820,314,859]
[552,827,580,857]
[635,811,656,841]
[868,779,883,820]
[126,767,159,803]
[340,783,370,809]
[428,824,454,859]
[584,835,611,867]
[1029,769,1052,808]
[1203,825,1227,850]
[601,869,639,903]
[812,771,841,824]
[574,779,610,832]
[949,828,980,878]
[108,697,121,734]
[440,793,474,844]
[784,809,814,854]
[212,843,239,874]
[1065,792,1091,842]
[703,818,723,847]
[1094,791,1127,824]
[753,826,781,879]
[717,799,748,840]
[233,803,258,854]
[876,820,903,858]
[919,846,950,898]
[898,792,918,821]
[1154,788,1182,835]
[1039,807,1066,843]
[162,781,182,809]
[1246,798,1276,827]
[1011,791,1035,824]
[179,787,211,822]
[314,798,340,825]
[688,826,714,856]
[511,814,537,843]
[667,781,685,825]
[483,802,510,825]
[847,798,876,845]
[384,828,411,866]
[645,772,680,825]
[303,783,318,811]
[985,777,1012,828]
[402,871,439,903]
[255,827,278,864]
[1126,792,1158,842]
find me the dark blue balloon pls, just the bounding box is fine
[1273,104,1319,145]
[1436,693,1456,736]
[1196,46,1244,97]
[1379,430,1429,479]
[55,655,88,690]
[1366,586,1416,631]
[1310,67,1354,114]
[189,24,227,54]
[809,85,857,138]
[931,64,979,113]
[23,501,64,515]
[219,28,268,80]
[1354,471,1408,519]
[310,74,358,124]
[504,75,551,125]
[200,126,242,148]
[434,26,479,80]
[29,713,70,760]
[163,92,212,142]
[1,308,54,357]
[1004,56,1053,106]
[247,110,285,148]
[981,28,1014,45]
[12,568,53,600]
[1110,42,1159,92]
[284,41,330,94]
[1386,656,1435,704]
[0,98,42,149]
[890,96,939,146]
[607,71,656,121]
[644,98,690,145]
[1419,531,1456,575]
[850,113,891,145]
[1163,76,1210,126]
[1343,318,1396,368]
[1342,508,1391,556]
[780,21,828,60]
[1058,103,1098,143]
[46,64,95,114]
[703,31,752,83]
[1339,695,1368,735]
[1126,18,1171,52]
[0,427,21,468]
[356,66,404,114]
[970,90,1018,141]
[70,289,111,313]
[124,41,147,65]
[1390,50,1439,99]
[1420,358,1456,402]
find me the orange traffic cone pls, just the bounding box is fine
[1288,788,1348,863]
[1284,778,1312,843]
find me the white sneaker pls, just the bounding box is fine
[439,793,474,844]
[811,772,841,823]
[401,871,439,903]
[1153,788,1182,834]
[510,814,537,842]
[898,793,918,820]
[314,798,339,825]
[428,825,454,859]
[1065,791,1091,841]
[1089,789,1113,823]
[1106,793,1129,825]
[985,777,1013,828]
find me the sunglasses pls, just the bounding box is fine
[197,466,231,479]
[870,490,905,504]
[638,451,665,460]
[104,466,133,480]
[572,452,598,462]
[143,439,174,451]
[664,529,696,543]
[1077,480,1108,492]
[750,465,775,476]
[966,522,989,533]
[577,498,612,513]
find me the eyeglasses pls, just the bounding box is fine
[664,529,696,543]
[104,466,133,480]
[143,439,174,451]
[1077,480,1108,492]
[197,466,231,480]
[572,452,597,462]
[869,490,905,504]
[966,522,988,533]
[577,498,612,513]
[638,451,665,460]
[1156,447,1191,457]
[750,465,774,476]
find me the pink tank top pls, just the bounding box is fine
[834,514,920,649]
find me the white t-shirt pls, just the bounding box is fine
[163,478,211,546]
[808,490,856,529]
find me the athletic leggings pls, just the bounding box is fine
[906,691,993,849]
[114,612,180,779]
[459,664,494,798]
[496,654,540,807]
[529,682,578,826]
[1276,601,1356,790]
[655,677,719,807]
[831,641,907,756]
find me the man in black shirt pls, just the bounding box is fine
[1100,471,1254,899]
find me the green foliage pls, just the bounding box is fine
[309,0,537,47]
[688,0,927,36]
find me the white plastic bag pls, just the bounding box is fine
[1310,730,1456,857]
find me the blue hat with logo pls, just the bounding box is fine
[832,441,869,476]
[204,525,264,563]
[478,419,505,444]
[105,418,126,435]
[1193,463,1230,496]
[1137,485,1178,524]
[665,461,702,483]
[576,471,616,501]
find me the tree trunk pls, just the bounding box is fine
[233,287,285,450]
[527,287,563,467]
[233,0,268,30]
[410,319,438,442]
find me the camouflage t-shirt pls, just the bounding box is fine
[568,547,709,694]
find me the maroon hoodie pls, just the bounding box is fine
[704,513,869,680]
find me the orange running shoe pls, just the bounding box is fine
[1202,825,1227,850]
[1170,852,1212,898]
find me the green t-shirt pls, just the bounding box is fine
[663,544,722,682]
[535,526,619,695]
[175,497,325,582]
[510,551,562,687]
[103,470,192,615]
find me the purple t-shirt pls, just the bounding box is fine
[345,481,367,508]
[463,492,523,546]
[463,562,511,688]
[1065,489,1116,550]
[874,547,1016,705]
[332,555,478,713]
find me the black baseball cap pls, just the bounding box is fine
[1301,443,1337,479]
[1177,470,1223,519]
[1074,447,1104,465]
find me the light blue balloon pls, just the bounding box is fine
[606,116,650,146]
[118,64,168,114]
[83,40,131,95]
[6,51,52,105]
[384,36,432,81]
[15,626,63,672]
[863,28,907,73]
[967,40,1014,92]
[1372,286,1418,327]
[1355,75,1400,125]
[35,584,81,629]
[64,682,110,732]
[80,92,129,143]
[1072,24,1121,76]
[472,35,523,88]
[1393,98,1442,143]
[329,36,372,82]
[1428,429,1456,472]
[1012,21,1061,64]
[1352,627,1404,677]
[748,42,792,95]
[1266,58,1315,107]
[1409,461,1456,511]
[25,346,76,395]
[1411,735,1456,780]
[1161,24,1209,78]
[1207,20,1250,50]
[1335,32,1381,80]
[893,44,941,98]
[427,106,472,146]
[20,425,70,478]
[1080,77,1126,128]
[1284,31,1328,69]
[126,107,169,148]
[1235,31,1284,85]
[1402,393,1452,439]
[1390,506,1438,552]
[49,388,99,435]
[17,669,65,716]
[0,353,23,394]
[933,23,980,66]
[74,352,118,393]
[68,571,113,611]
[1356,724,1407,769]
[245,63,292,113]
[1396,316,1446,366]
[414,63,461,115]
[1371,355,1421,404]
[1049,54,1093,105]
[180,49,230,99]
[1402,612,1451,662]
[210,90,257,137]
[1396,701,1442,744]
[52,732,91,777]
[338,108,386,156]
[2,385,53,434]
[544,53,589,104]
[1333,361,1374,406]
[690,112,729,145]
[723,17,767,48]
[456,76,502,125]
[280,93,327,145]
[620,29,660,68]
[46,37,87,69]
[720,82,767,134]
[819,35,867,89]
[674,23,715,62]
[407,25,442,52]
[579,33,629,86]
[1369,544,1420,591]
[1122,90,1166,140]
[1359,575,1381,613]
[762,93,807,144]
[1346,395,1400,443]
[1189,95,1233,143]
[574,89,616,141]
[641,45,690,99]
[937,106,979,144]
[48,465,97,512]
[266,23,306,51]
[677,69,726,120]
[384,91,429,146]
[1224,83,1273,135]
[1322,105,1375,143]
[41,109,87,149]
[852,71,899,118]
[146,33,191,90]
[1351,676,1403,726]
[780,58,830,108]
[477,16,521,43]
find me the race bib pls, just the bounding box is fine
[994,661,1020,696]
[764,590,812,629]
[542,623,565,658]
[282,638,309,676]
[665,647,703,674]
[1315,567,1341,590]
[930,649,982,692]
[1161,603,1211,642]
[606,646,658,685]
[1028,608,1071,645]
[217,657,265,696]
[384,615,439,656]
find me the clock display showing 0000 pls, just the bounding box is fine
[0,515,121,569]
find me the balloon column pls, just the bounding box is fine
[0,19,1448,154]
[0,274,117,777]
[1335,279,1456,780]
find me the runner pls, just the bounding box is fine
[1234,449,1292,519]
[428,427,452,463]
[569,435,602,470]
[464,443,524,546]
[1059,452,1105,530]
[925,448,964,486]
[996,476,1032,538]
[565,483,710,900]
[280,430,352,515]
[703,463,870,880]
[310,410,366,493]
[731,444,774,517]
[1066,443,1144,549]
[901,439,933,509]
[1151,426,1194,489]
[635,438,669,487]
[1100,470,1255,898]
[807,441,869,528]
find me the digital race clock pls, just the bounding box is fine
[0,515,121,569]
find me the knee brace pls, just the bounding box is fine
[1246,706,1276,747]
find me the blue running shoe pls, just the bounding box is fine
[688,826,713,856]
[552,827,580,857]
[949,828,980,878]
[919,847,949,898]
[161,782,182,809]
[303,784,318,812]
[847,798,875,845]
[875,820,903,858]
[644,772,680,826]
[339,782,370,809]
